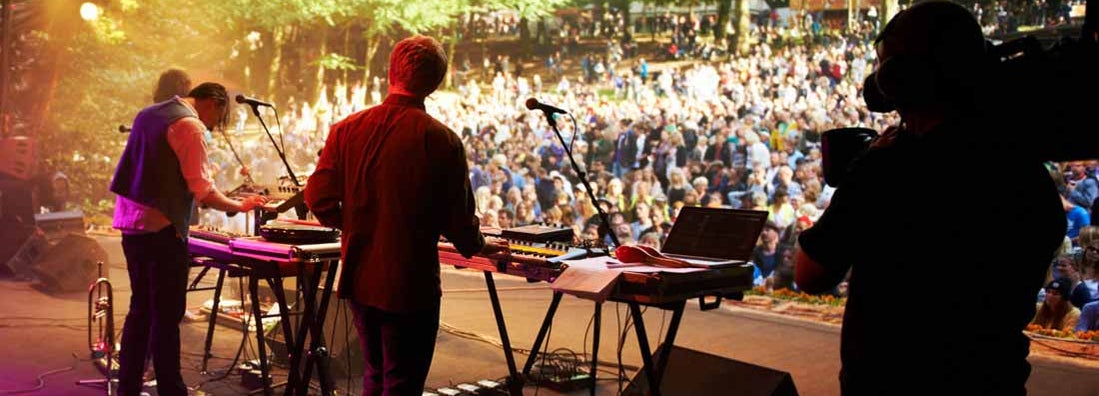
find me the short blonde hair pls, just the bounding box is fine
[388,35,448,97]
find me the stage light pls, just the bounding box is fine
[79,2,100,21]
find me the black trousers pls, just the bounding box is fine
[350,301,440,396]
[117,227,189,396]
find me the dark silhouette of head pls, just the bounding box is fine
[863,1,989,115]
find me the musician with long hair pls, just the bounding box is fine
[110,82,268,396]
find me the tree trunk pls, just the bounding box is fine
[883,0,900,27]
[520,17,534,58]
[734,0,751,55]
[619,0,631,39]
[651,5,657,42]
[340,24,349,83]
[446,30,458,89]
[848,0,857,31]
[362,35,381,93]
[716,0,732,40]
[314,26,328,103]
[266,26,285,105]
[33,0,76,138]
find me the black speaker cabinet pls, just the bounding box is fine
[0,222,47,278]
[32,234,107,293]
[623,345,798,396]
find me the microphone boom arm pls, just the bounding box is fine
[249,103,301,187]
[541,109,621,248]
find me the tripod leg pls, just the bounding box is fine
[629,303,660,396]
[268,277,298,391]
[590,302,602,396]
[484,271,523,396]
[523,291,563,376]
[249,277,273,396]
[202,268,226,374]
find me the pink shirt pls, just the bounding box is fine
[112,97,216,234]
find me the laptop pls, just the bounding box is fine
[660,207,769,268]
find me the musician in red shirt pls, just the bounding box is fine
[305,35,505,395]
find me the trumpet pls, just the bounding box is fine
[78,261,116,395]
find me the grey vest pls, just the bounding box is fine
[110,99,198,239]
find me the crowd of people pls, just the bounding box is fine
[199,5,1096,333]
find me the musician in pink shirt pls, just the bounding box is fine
[110,82,268,396]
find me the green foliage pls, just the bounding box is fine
[39,0,234,220]
[480,0,574,20]
[38,0,573,223]
[313,52,362,71]
[88,16,126,44]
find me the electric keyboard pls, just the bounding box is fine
[227,182,305,213]
[188,226,340,276]
[437,239,589,282]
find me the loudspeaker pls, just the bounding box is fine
[265,292,363,378]
[34,210,86,243]
[623,345,798,396]
[0,177,35,224]
[0,222,47,277]
[31,234,107,293]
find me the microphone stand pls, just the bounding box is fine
[217,128,255,186]
[249,104,301,187]
[246,103,303,233]
[539,110,621,248]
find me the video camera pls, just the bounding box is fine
[822,8,1099,188]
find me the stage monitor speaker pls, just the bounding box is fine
[265,290,363,378]
[35,210,86,243]
[32,234,107,293]
[622,345,798,396]
[0,222,47,278]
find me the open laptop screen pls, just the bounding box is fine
[661,207,769,261]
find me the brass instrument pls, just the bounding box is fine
[77,261,116,395]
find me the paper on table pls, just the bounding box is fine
[619,266,707,273]
[563,255,708,273]
[562,255,617,270]
[551,261,623,302]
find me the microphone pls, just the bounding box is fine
[525,98,568,115]
[235,94,274,108]
[118,125,131,133]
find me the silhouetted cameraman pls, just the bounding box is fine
[796,2,1068,394]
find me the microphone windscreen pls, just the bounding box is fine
[525,98,538,110]
[235,94,247,104]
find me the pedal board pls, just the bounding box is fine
[425,379,510,396]
[527,364,593,392]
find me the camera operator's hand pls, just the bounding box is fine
[870,125,902,149]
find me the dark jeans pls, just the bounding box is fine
[349,301,440,396]
[117,227,188,396]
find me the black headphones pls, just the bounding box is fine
[862,4,990,114]
[863,54,940,113]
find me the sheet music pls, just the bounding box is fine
[551,265,622,302]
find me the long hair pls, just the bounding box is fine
[187,82,229,131]
[1033,300,1074,331]
[1034,277,1076,330]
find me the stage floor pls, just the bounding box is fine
[0,236,1095,395]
